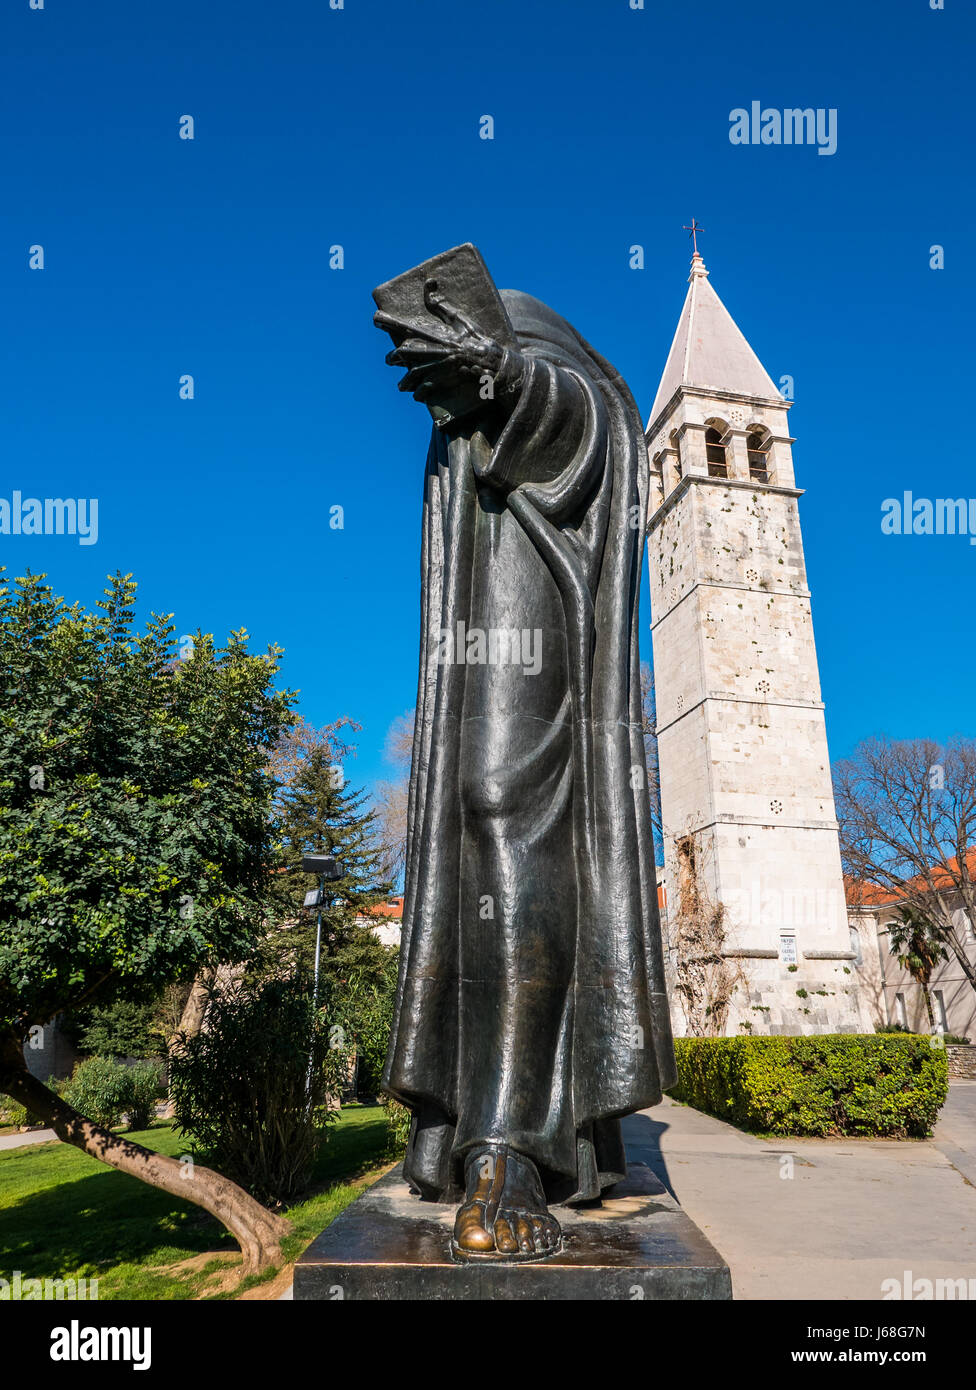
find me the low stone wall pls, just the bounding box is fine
[946,1045,976,1080]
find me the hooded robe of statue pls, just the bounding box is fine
[382,289,676,1204]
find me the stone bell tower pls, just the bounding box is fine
[645,246,866,1036]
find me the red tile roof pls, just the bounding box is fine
[363,896,404,920]
[845,846,976,908]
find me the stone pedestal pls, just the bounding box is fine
[294,1161,731,1301]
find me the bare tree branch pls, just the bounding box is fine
[374,709,415,889]
[834,736,976,994]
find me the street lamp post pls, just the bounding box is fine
[300,854,343,1103]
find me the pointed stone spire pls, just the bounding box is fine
[648,252,780,428]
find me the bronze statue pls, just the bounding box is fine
[374,246,675,1262]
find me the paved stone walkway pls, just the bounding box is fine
[932,1081,976,1188]
[0,1128,56,1151]
[0,1102,172,1152]
[622,1085,976,1300]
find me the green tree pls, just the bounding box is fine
[0,570,295,1273]
[322,933,400,1094]
[65,984,192,1060]
[259,724,399,1100]
[169,971,344,1204]
[72,998,163,1059]
[267,737,391,970]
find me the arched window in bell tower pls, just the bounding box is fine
[747,429,771,484]
[704,426,728,478]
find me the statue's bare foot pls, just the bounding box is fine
[451,1145,561,1261]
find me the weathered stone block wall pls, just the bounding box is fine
[946,1045,976,1080]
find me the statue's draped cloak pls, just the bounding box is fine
[383,291,676,1204]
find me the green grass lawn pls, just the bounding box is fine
[0,1103,395,1300]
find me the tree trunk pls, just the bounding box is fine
[0,1037,289,1277]
[922,985,935,1031]
[169,965,216,1049]
[164,966,217,1113]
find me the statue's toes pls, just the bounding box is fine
[543,1215,561,1250]
[493,1216,518,1254]
[453,1203,494,1253]
[515,1216,535,1253]
[529,1216,549,1252]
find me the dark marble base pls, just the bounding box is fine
[294,1162,731,1300]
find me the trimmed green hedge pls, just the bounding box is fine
[669,1035,948,1138]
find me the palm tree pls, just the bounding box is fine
[887,906,948,1031]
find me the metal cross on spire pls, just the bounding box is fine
[682,218,705,258]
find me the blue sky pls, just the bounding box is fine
[1,0,972,796]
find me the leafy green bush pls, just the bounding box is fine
[55,1055,162,1130]
[58,1056,141,1129]
[125,1061,164,1129]
[71,999,165,1060]
[379,1093,411,1153]
[876,1022,913,1034]
[669,1035,948,1138]
[943,1034,971,1046]
[320,934,399,1097]
[169,972,342,1204]
[0,1095,33,1128]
